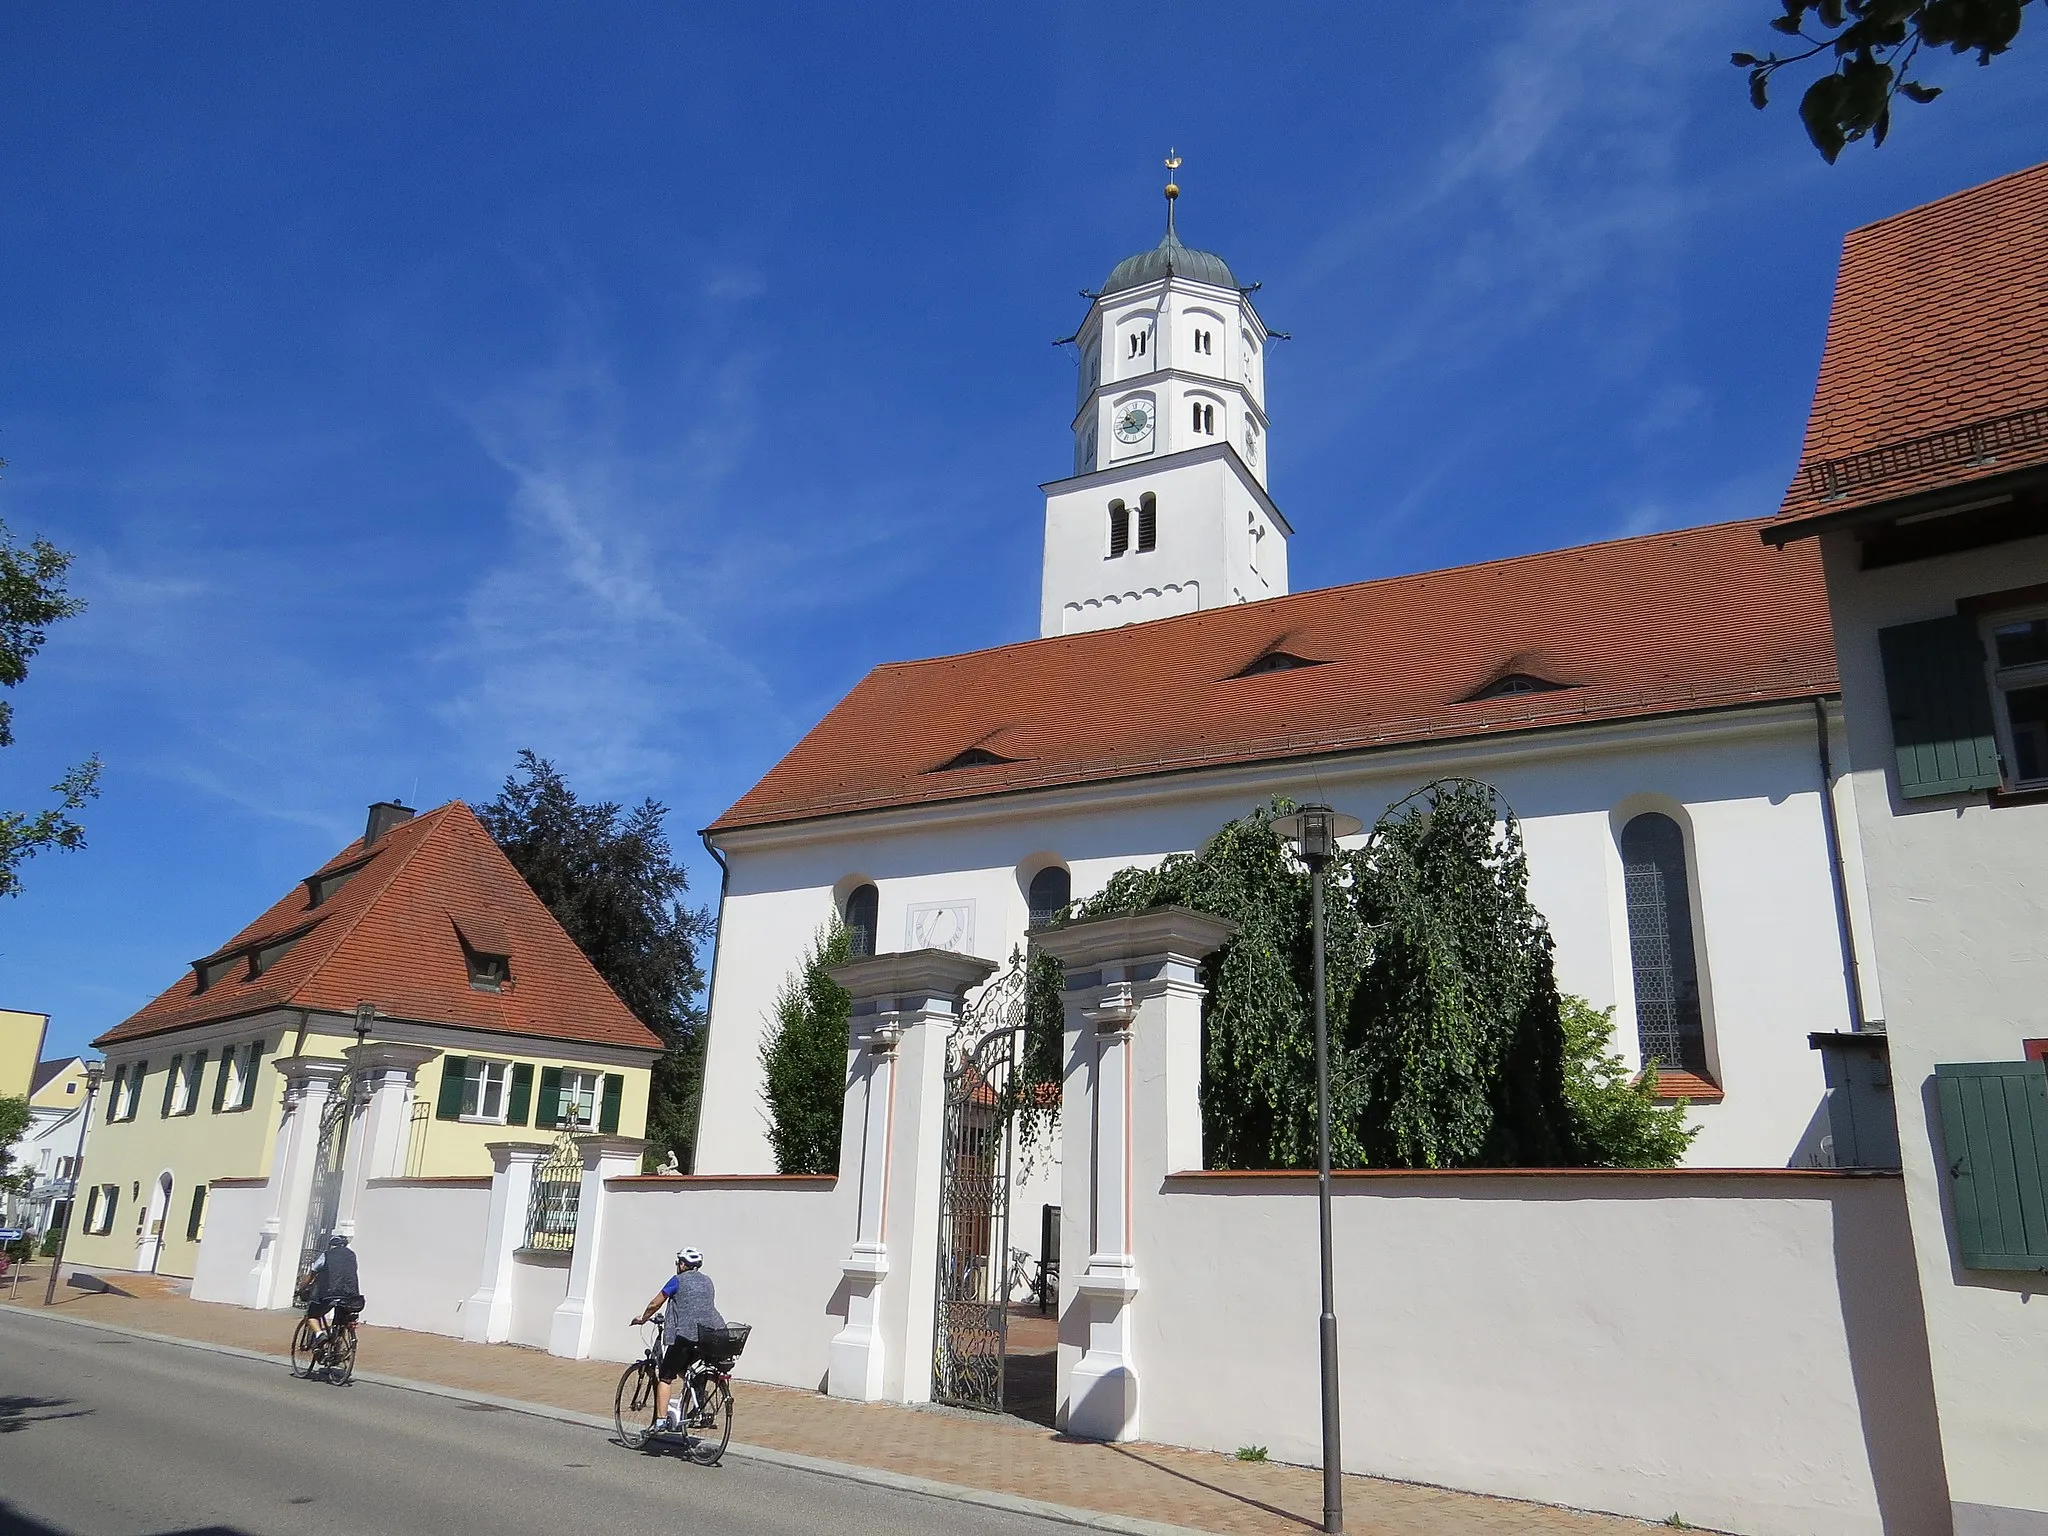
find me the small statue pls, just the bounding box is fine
[657,1151,681,1175]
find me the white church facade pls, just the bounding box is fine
[693,198,1882,1179]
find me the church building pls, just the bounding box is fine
[694,182,1875,1178]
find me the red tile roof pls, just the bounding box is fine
[96,803,662,1054]
[1774,160,2048,530]
[709,519,1837,833]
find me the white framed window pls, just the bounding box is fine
[461,1059,510,1122]
[558,1070,602,1132]
[167,1051,206,1116]
[1984,608,2048,790]
[85,1183,119,1235]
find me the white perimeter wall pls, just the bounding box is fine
[509,1250,571,1349]
[353,1178,491,1339]
[1121,1171,1945,1536]
[189,1180,270,1305]
[585,1176,851,1389]
[700,705,1876,1176]
[1823,527,2048,1530]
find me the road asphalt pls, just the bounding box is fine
[0,1307,1090,1536]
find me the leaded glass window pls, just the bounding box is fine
[844,883,879,957]
[1620,812,1709,1076]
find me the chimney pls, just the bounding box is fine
[364,800,416,848]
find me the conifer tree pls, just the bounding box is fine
[759,924,853,1174]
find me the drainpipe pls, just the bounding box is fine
[692,830,732,1175]
[1812,697,1869,1030]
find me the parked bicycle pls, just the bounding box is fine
[613,1320,750,1464]
[290,1303,360,1385]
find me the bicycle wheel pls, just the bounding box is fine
[327,1328,357,1386]
[290,1318,318,1378]
[614,1362,659,1449]
[683,1375,732,1466]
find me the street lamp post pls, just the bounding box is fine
[1271,802,1362,1536]
[44,1059,107,1307]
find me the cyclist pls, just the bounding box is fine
[631,1246,725,1429]
[300,1233,365,1339]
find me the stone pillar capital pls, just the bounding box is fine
[272,1055,350,1091]
[485,1139,557,1171]
[572,1134,645,1172]
[344,1042,440,1079]
[1029,906,1239,981]
[829,947,999,1018]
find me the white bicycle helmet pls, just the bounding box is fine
[676,1246,704,1268]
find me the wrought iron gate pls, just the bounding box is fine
[298,1068,360,1280]
[932,965,1027,1412]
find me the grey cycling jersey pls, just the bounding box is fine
[662,1269,725,1348]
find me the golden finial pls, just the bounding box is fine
[1164,148,1182,202]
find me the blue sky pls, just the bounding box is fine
[3,4,2042,1060]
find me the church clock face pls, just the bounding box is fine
[1113,401,1155,443]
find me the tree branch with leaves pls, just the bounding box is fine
[1735,0,2034,162]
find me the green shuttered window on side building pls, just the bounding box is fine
[1935,1059,2048,1271]
[1878,615,2004,798]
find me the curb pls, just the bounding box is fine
[1,1303,1206,1536]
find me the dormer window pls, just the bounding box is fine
[931,747,1017,772]
[304,861,367,908]
[192,953,240,993]
[1235,650,1322,678]
[248,934,302,978]
[451,911,513,992]
[1466,674,1569,701]
[466,947,511,992]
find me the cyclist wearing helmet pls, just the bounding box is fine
[299,1233,365,1337]
[632,1246,725,1428]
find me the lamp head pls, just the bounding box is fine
[1270,804,1363,870]
[83,1059,105,1089]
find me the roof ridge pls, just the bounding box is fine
[1845,158,2048,239]
[868,516,1776,676]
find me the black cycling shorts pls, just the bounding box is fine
[658,1338,700,1382]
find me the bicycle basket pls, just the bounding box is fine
[696,1323,751,1364]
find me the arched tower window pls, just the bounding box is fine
[1027,866,1071,928]
[843,883,879,958]
[1137,493,1157,553]
[1108,501,1130,558]
[1619,813,1709,1076]
[1191,401,1215,435]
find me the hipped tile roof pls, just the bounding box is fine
[1775,160,2048,528]
[710,518,1837,833]
[96,803,662,1054]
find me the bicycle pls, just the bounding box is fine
[290,1301,361,1386]
[613,1321,750,1465]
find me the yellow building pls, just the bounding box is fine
[73,800,663,1279]
[1,1007,50,1101]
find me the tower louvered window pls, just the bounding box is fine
[1108,501,1130,558]
[1137,493,1157,552]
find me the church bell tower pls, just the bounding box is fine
[1040,157,1292,638]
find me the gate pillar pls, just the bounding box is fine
[1032,908,1237,1442]
[825,948,997,1403]
[333,1043,439,1240]
[548,1134,645,1359]
[464,1140,553,1343]
[249,1056,348,1310]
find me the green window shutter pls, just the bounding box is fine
[1935,1060,2048,1271]
[102,1186,119,1233]
[161,1055,183,1117]
[186,1185,208,1242]
[211,1051,233,1113]
[238,1042,263,1109]
[188,1050,207,1114]
[506,1063,534,1126]
[1878,616,2005,798]
[128,1061,147,1120]
[437,1057,470,1121]
[536,1067,563,1130]
[599,1073,624,1135]
[107,1066,126,1124]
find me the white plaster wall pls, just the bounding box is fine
[352,1178,491,1339]
[699,707,1858,1176]
[584,1177,852,1390]
[1821,527,2048,1530]
[188,1181,270,1304]
[508,1250,571,1349]
[1132,1172,1944,1536]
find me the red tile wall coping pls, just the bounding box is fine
[607,1174,838,1188]
[1166,1166,1898,1182]
[363,1176,493,1189]
[206,1177,269,1189]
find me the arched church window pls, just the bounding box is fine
[1137,493,1157,553]
[1108,501,1130,558]
[1619,813,1709,1077]
[1128,331,1148,360]
[1027,866,1071,929]
[1191,402,1215,435]
[1194,329,1212,355]
[843,883,879,958]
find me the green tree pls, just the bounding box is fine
[0,1094,32,1199]
[759,923,853,1174]
[479,750,711,1168]
[1735,0,2035,161]
[1558,996,1699,1168]
[1,507,102,898]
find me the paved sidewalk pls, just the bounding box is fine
[1,1264,1667,1536]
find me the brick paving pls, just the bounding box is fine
[1,1262,1665,1535]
